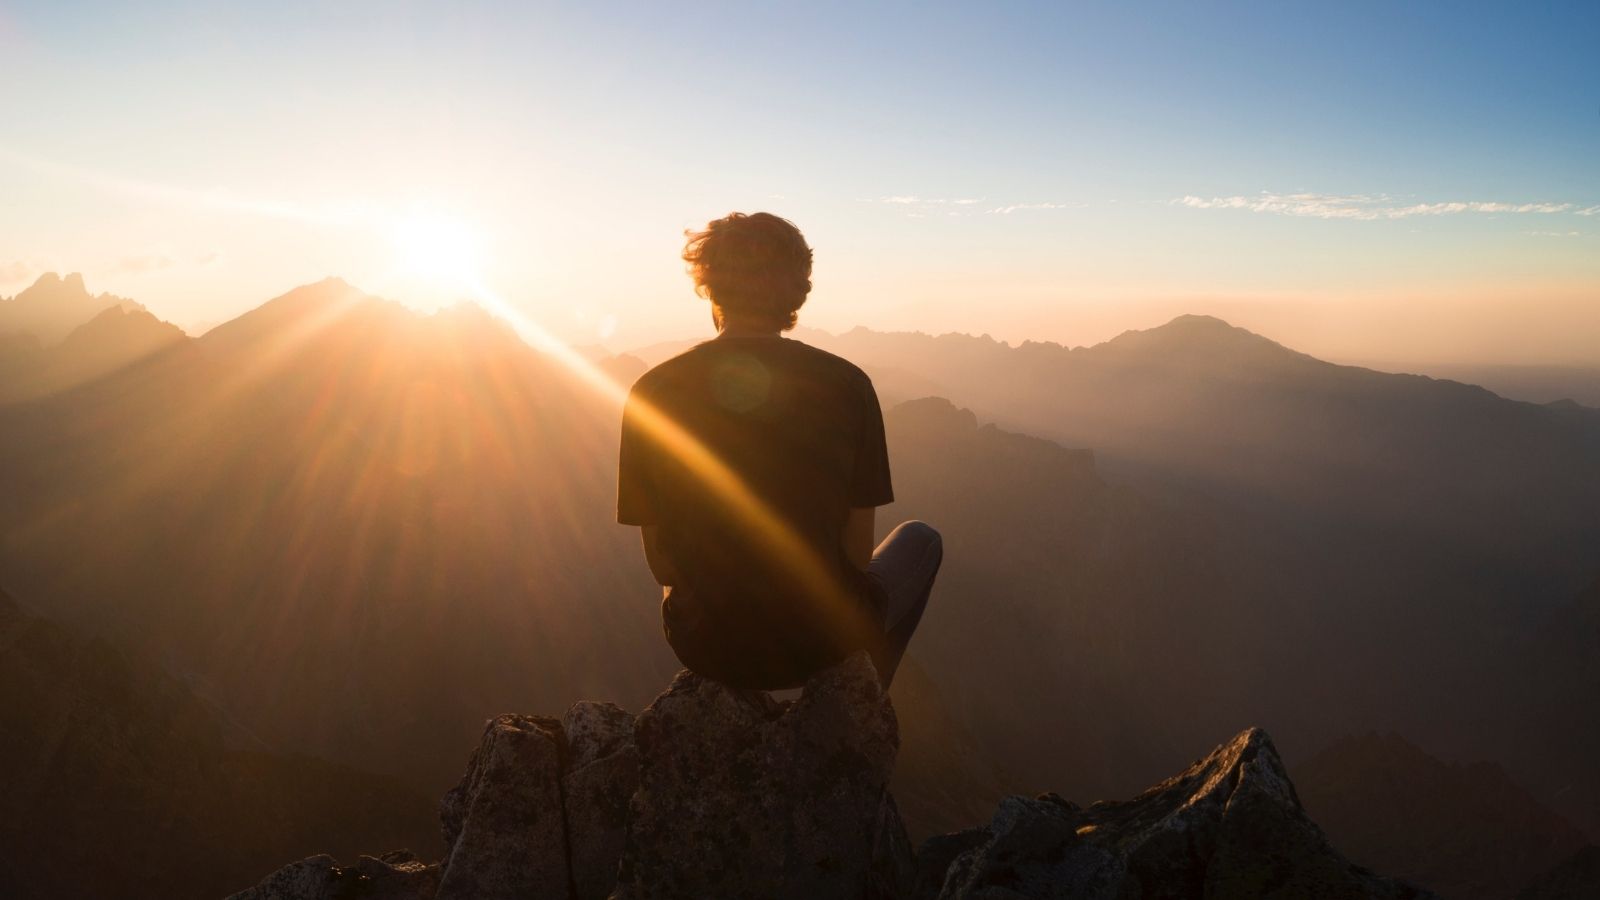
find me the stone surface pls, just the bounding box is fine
[436,714,570,900]
[612,652,915,900]
[920,728,1438,900]
[562,701,639,900]
[224,851,439,900]
[229,670,1441,900]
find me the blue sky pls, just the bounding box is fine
[2,1,1596,363]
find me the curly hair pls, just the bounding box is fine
[683,212,813,331]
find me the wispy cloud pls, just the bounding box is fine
[986,201,1086,215]
[1576,205,1600,217]
[867,195,986,207]
[0,260,35,286]
[1175,192,1587,220]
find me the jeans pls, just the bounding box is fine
[866,520,942,689]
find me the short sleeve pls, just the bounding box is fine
[849,375,894,507]
[617,382,659,525]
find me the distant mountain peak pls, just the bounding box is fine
[1,272,143,345]
[1098,313,1310,368]
[1128,313,1262,343]
[20,270,88,299]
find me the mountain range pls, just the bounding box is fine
[3,274,1599,897]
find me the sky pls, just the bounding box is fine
[1,1,1597,365]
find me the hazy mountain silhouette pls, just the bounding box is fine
[1295,732,1588,900]
[788,318,1600,819]
[0,278,678,795]
[0,588,435,900]
[1481,575,1600,839]
[1409,363,1600,409]
[5,279,1599,893]
[0,301,188,403]
[0,272,144,345]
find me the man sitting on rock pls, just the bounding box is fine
[617,211,941,692]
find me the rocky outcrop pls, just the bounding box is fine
[561,702,640,900]
[231,662,1429,900]
[916,728,1436,900]
[612,654,911,900]
[229,652,907,900]
[227,852,439,900]
[436,715,570,899]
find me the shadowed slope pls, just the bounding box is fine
[0,589,436,900]
[1296,732,1588,900]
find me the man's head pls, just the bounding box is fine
[683,212,813,332]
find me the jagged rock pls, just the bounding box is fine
[562,701,639,900]
[919,728,1437,899]
[612,652,914,900]
[230,672,1436,900]
[437,714,569,900]
[224,851,439,900]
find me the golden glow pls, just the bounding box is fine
[387,213,484,289]
[461,277,860,633]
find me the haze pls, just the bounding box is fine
[2,1,1597,366]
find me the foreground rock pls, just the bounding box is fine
[231,659,1430,899]
[917,728,1436,900]
[613,655,911,899]
[229,653,907,900]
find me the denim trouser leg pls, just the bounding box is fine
[866,520,942,688]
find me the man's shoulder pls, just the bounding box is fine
[778,339,874,388]
[632,338,875,404]
[632,341,715,391]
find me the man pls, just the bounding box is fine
[617,211,941,691]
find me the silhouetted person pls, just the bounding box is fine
[618,212,941,691]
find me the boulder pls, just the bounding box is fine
[228,670,1437,900]
[436,714,569,900]
[612,652,914,900]
[224,851,439,900]
[562,701,639,900]
[918,728,1437,899]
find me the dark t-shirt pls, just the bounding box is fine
[617,336,894,689]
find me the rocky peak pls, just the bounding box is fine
[231,658,1433,900]
[1,272,142,345]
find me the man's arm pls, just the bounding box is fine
[640,525,681,587]
[843,506,875,572]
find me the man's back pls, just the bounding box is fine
[618,335,893,689]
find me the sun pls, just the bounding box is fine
[386,212,483,287]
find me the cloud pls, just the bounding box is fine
[986,201,1085,215]
[0,260,35,286]
[867,195,985,207]
[1175,192,1584,221]
[1576,205,1600,217]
